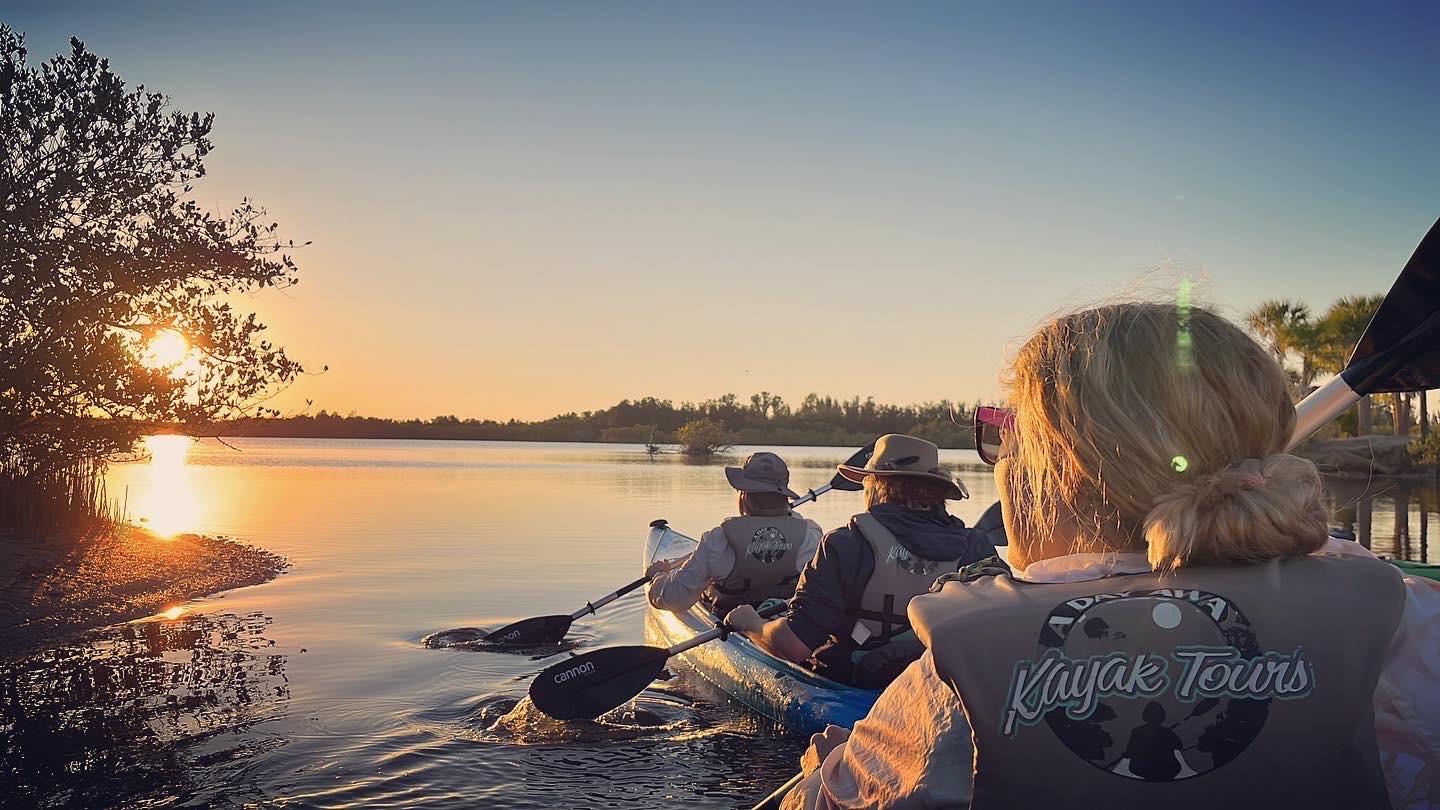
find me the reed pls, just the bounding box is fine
[0,456,117,540]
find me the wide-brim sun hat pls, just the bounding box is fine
[837,433,969,500]
[725,451,799,498]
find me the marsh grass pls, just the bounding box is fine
[0,458,118,542]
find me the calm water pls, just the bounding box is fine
[3,438,1434,808]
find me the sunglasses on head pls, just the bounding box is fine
[974,406,1016,466]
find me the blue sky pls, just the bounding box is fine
[7,2,1440,418]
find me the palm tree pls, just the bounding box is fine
[1313,294,1386,436]
[1246,299,1317,390]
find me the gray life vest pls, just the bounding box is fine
[848,512,963,651]
[911,554,1406,810]
[707,514,808,604]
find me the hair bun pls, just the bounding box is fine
[1144,453,1328,571]
[1192,458,1269,507]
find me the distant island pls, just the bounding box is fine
[202,393,979,450]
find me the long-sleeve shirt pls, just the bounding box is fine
[647,517,823,612]
[786,504,994,683]
[785,538,1440,809]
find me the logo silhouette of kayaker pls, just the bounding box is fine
[1117,702,1186,781]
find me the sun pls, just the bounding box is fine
[142,330,190,369]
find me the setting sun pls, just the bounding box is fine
[142,330,190,369]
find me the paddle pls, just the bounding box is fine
[482,576,652,645]
[789,441,872,507]
[529,601,789,720]
[751,772,805,810]
[752,217,1440,807]
[1291,216,1440,447]
[483,441,873,646]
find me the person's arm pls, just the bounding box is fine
[647,527,733,612]
[726,608,814,663]
[782,652,974,809]
[727,527,863,664]
[1372,575,1440,806]
[784,527,867,653]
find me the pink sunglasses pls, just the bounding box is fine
[974,406,1016,465]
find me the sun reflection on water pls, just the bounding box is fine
[133,435,203,538]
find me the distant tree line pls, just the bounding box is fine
[215,392,983,449]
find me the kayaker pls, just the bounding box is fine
[781,302,1440,809]
[726,434,994,689]
[646,451,822,615]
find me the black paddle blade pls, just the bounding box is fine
[1344,216,1440,395]
[483,614,574,645]
[829,440,875,492]
[529,645,671,720]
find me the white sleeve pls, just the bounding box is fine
[797,651,974,808]
[647,526,735,612]
[795,519,824,574]
[1374,575,1440,808]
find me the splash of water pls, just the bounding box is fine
[470,691,704,746]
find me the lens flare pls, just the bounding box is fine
[1176,278,1194,370]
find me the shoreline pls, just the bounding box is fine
[0,527,287,659]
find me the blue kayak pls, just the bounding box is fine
[643,521,879,736]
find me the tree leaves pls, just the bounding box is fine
[0,26,305,482]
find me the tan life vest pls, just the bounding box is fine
[707,514,808,606]
[911,554,1406,810]
[849,512,963,651]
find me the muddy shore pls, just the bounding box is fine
[0,527,286,658]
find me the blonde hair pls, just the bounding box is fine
[1005,301,1327,571]
[863,475,951,512]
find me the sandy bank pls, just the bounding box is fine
[0,527,286,658]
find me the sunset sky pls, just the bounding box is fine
[10,2,1440,420]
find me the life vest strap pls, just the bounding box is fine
[850,594,908,648]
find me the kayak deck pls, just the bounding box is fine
[644,522,878,736]
[1391,559,1440,581]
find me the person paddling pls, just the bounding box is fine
[646,452,822,615]
[726,434,994,689]
[781,302,1440,809]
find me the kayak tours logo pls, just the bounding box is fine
[1001,588,1311,781]
[746,526,792,563]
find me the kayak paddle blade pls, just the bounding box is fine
[529,645,671,721]
[828,440,875,492]
[1343,216,1440,395]
[483,614,574,645]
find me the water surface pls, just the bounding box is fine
[3,438,1432,807]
